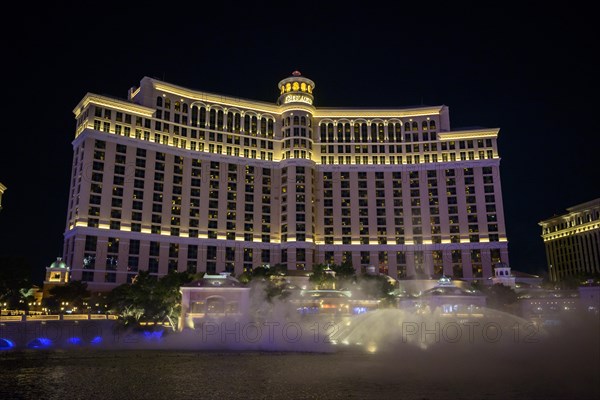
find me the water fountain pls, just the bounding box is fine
[331,305,546,353]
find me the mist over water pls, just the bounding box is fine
[1,315,598,400]
[1,283,599,399]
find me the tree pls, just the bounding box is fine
[332,262,356,288]
[44,280,90,313]
[355,273,396,305]
[309,264,337,289]
[481,283,518,311]
[0,256,34,311]
[107,270,193,331]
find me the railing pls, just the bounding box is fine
[0,314,118,322]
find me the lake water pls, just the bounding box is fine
[1,313,599,399]
[1,339,598,399]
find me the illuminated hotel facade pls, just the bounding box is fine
[539,198,600,282]
[63,72,509,291]
[0,182,6,212]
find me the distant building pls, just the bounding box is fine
[578,282,600,315]
[518,289,580,325]
[491,262,515,288]
[487,263,543,291]
[63,72,509,291]
[0,182,6,211]
[539,198,600,282]
[42,257,70,298]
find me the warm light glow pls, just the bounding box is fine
[284,94,313,105]
[438,129,499,140]
[75,94,154,117]
[314,106,443,118]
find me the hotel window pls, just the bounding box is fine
[396,251,407,278]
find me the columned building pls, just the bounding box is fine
[0,182,6,212]
[63,72,509,291]
[539,198,600,282]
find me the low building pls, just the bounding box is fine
[577,282,600,315]
[512,270,544,290]
[179,273,250,330]
[279,269,311,290]
[487,263,543,292]
[518,289,580,326]
[397,276,486,314]
[396,277,473,296]
[287,289,380,317]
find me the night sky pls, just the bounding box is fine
[1,3,597,284]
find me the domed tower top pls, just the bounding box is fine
[277,71,315,106]
[49,257,69,269]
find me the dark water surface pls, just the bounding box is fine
[1,341,598,400]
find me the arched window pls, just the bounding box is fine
[251,116,258,133]
[320,124,327,142]
[209,109,216,129]
[361,123,368,142]
[412,121,418,131]
[227,112,233,132]
[344,123,351,142]
[293,116,300,125]
[378,123,385,142]
[191,106,198,126]
[370,123,377,142]
[235,113,241,132]
[285,117,290,126]
[354,123,361,142]
[164,98,171,109]
[217,110,224,129]
[175,101,181,112]
[337,123,343,142]
[422,121,428,130]
[395,123,402,142]
[260,117,267,135]
[327,123,334,142]
[301,116,306,126]
[244,115,250,132]
[404,122,411,131]
[199,107,206,127]
[267,119,274,137]
[182,103,188,113]
[429,120,436,130]
[156,96,163,107]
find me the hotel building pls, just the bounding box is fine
[63,72,509,291]
[539,198,600,282]
[0,182,5,212]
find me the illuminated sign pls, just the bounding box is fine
[284,94,313,105]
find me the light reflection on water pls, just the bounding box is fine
[1,340,598,400]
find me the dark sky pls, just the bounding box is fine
[1,2,597,284]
